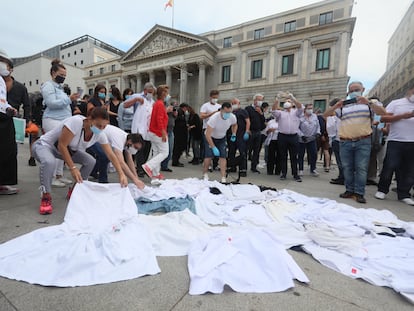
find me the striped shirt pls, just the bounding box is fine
[298,114,320,141]
[336,103,372,140]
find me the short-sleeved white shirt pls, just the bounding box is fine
[103,124,128,152]
[386,97,414,142]
[200,102,221,129]
[39,115,108,151]
[207,112,237,139]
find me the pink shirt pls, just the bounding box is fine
[272,108,303,134]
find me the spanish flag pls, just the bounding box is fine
[164,0,173,10]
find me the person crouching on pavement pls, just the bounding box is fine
[32,107,127,215]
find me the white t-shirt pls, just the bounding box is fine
[103,125,128,152]
[131,93,154,140]
[39,115,108,151]
[0,76,12,114]
[207,112,237,139]
[200,101,221,129]
[386,97,414,142]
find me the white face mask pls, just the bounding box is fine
[255,101,263,107]
[0,62,10,77]
[305,109,313,115]
[232,104,240,111]
[211,98,218,104]
[283,102,292,109]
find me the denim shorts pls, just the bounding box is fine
[204,137,227,158]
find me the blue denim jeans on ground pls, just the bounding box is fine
[339,137,371,196]
[298,140,317,172]
[161,131,174,169]
[87,142,109,183]
[332,139,344,180]
[377,141,414,200]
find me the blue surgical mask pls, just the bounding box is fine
[348,91,362,99]
[98,92,106,100]
[222,112,231,120]
[125,95,131,100]
[90,125,102,135]
[109,93,114,99]
[165,94,171,103]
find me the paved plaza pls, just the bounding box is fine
[0,140,413,311]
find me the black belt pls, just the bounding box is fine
[279,133,297,136]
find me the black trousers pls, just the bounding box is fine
[278,133,299,177]
[136,139,152,173]
[267,140,281,175]
[249,130,262,170]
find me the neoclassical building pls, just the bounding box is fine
[84,0,355,112]
[369,1,414,104]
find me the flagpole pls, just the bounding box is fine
[172,1,174,28]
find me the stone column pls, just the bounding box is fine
[301,39,309,79]
[135,74,142,92]
[123,76,130,90]
[268,46,276,83]
[198,62,206,105]
[148,71,155,86]
[179,64,188,104]
[240,52,247,87]
[164,67,172,87]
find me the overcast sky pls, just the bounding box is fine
[0,0,412,92]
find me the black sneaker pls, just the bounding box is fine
[294,176,302,182]
[339,191,355,199]
[28,157,36,166]
[366,180,378,186]
[330,178,344,185]
[251,169,261,174]
[280,175,287,180]
[354,194,367,203]
[161,168,173,172]
[239,171,247,177]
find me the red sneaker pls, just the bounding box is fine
[141,164,153,178]
[153,173,165,180]
[39,194,53,215]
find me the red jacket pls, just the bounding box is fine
[149,99,168,137]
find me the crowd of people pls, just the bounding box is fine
[1,48,414,214]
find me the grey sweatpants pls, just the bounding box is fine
[32,140,96,193]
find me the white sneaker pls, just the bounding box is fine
[52,178,66,188]
[58,177,73,185]
[221,177,227,183]
[311,170,319,177]
[203,173,209,181]
[374,191,386,200]
[0,185,19,195]
[150,178,161,186]
[298,170,304,176]
[401,198,414,206]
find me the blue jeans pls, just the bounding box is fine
[377,141,414,200]
[87,143,109,183]
[161,131,174,169]
[298,140,317,171]
[339,137,371,195]
[332,139,344,180]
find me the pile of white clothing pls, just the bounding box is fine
[0,181,160,287]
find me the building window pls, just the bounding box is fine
[223,37,232,48]
[316,48,330,71]
[81,48,84,53]
[29,81,32,86]
[99,67,104,74]
[254,28,264,40]
[36,79,39,85]
[62,55,64,59]
[284,20,296,33]
[251,60,263,79]
[74,50,77,55]
[221,65,231,83]
[319,11,333,25]
[74,62,77,66]
[111,64,116,72]
[281,54,294,75]
[88,88,93,95]
[81,60,84,65]
[68,53,70,57]
[89,70,93,77]
[313,99,326,112]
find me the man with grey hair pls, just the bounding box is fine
[245,93,265,173]
[123,82,156,177]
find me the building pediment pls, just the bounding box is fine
[122,25,217,63]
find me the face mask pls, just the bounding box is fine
[408,94,414,103]
[348,91,362,99]
[126,144,138,155]
[125,95,131,100]
[211,98,218,104]
[90,125,102,135]
[184,111,189,116]
[147,93,153,100]
[283,102,292,109]
[256,101,263,107]
[98,92,106,100]
[222,112,231,120]
[109,94,114,99]
[0,62,10,77]
[232,105,240,111]
[305,109,313,115]
[165,94,171,103]
[55,75,65,84]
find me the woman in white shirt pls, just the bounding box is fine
[32,107,127,215]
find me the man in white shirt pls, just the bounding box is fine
[123,82,155,177]
[200,90,221,168]
[375,84,414,205]
[203,102,237,183]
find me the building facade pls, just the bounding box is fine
[369,1,414,104]
[11,35,124,94]
[85,0,355,112]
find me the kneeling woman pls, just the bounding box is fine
[32,107,127,215]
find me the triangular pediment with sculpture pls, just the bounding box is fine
[122,25,212,62]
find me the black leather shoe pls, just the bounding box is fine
[28,157,36,166]
[330,178,344,185]
[172,163,184,167]
[251,169,261,174]
[161,168,173,172]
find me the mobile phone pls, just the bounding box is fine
[77,87,84,97]
[342,97,357,106]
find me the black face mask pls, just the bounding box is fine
[55,75,66,84]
